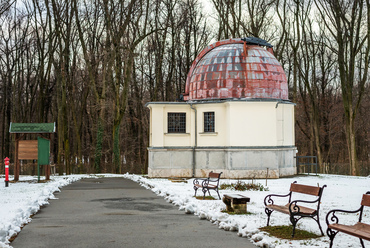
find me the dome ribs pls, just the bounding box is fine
[184,38,288,101]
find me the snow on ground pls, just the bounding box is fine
[0,173,369,248]
[0,174,86,248]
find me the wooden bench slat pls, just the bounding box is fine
[267,204,316,215]
[266,204,290,215]
[194,184,217,188]
[290,183,321,196]
[361,194,370,207]
[328,223,370,241]
[208,172,220,178]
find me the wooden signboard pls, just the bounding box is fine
[18,140,38,160]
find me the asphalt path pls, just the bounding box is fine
[11,177,256,248]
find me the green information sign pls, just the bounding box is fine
[37,137,50,182]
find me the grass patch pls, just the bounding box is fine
[221,210,253,215]
[9,179,50,184]
[220,180,269,191]
[194,195,216,200]
[259,225,321,240]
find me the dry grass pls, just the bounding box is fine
[221,210,253,215]
[259,225,321,240]
[194,195,216,200]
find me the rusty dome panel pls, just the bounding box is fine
[184,39,288,101]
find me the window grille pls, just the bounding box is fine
[204,112,215,132]
[168,113,186,133]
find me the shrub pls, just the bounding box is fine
[220,180,268,191]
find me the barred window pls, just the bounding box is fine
[204,112,215,132]
[167,113,186,133]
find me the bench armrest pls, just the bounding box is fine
[290,198,319,206]
[326,206,363,226]
[201,178,214,188]
[193,178,206,185]
[193,178,214,187]
[264,192,291,206]
[288,199,319,213]
[194,177,220,186]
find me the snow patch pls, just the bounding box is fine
[1,173,369,248]
[124,173,370,248]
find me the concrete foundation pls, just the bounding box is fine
[148,146,297,179]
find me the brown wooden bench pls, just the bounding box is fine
[326,191,370,248]
[264,181,327,237]
[193,171,222,200]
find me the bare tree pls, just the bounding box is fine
[0,0,368,177]
[0,0,15,16]
[298,14,339,172]
[211,0,276,39]
[211,0,241,39]
[315,0,370,175]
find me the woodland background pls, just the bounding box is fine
[0,0,369,176]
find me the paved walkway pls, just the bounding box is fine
[11,177,256,248]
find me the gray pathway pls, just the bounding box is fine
[11,177,256,248]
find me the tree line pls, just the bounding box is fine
[0,0,368,176]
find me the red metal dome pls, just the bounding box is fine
[183,38,288,101]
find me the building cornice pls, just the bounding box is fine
[145,98,295,107]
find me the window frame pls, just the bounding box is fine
[167,112,186,133]
[203,111,215,133]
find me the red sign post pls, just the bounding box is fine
[4,157,9,187]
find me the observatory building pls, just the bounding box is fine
[146,38,296,178]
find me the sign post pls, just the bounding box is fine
[4,157,9,187]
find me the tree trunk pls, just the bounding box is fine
[345,107,358,175]
[94,109,104,173]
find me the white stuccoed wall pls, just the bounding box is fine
[146,100,296,178]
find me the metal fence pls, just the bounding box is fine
[296,156,318,175]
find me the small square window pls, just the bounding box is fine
[168,113,186,133]
[204,112,215,132]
